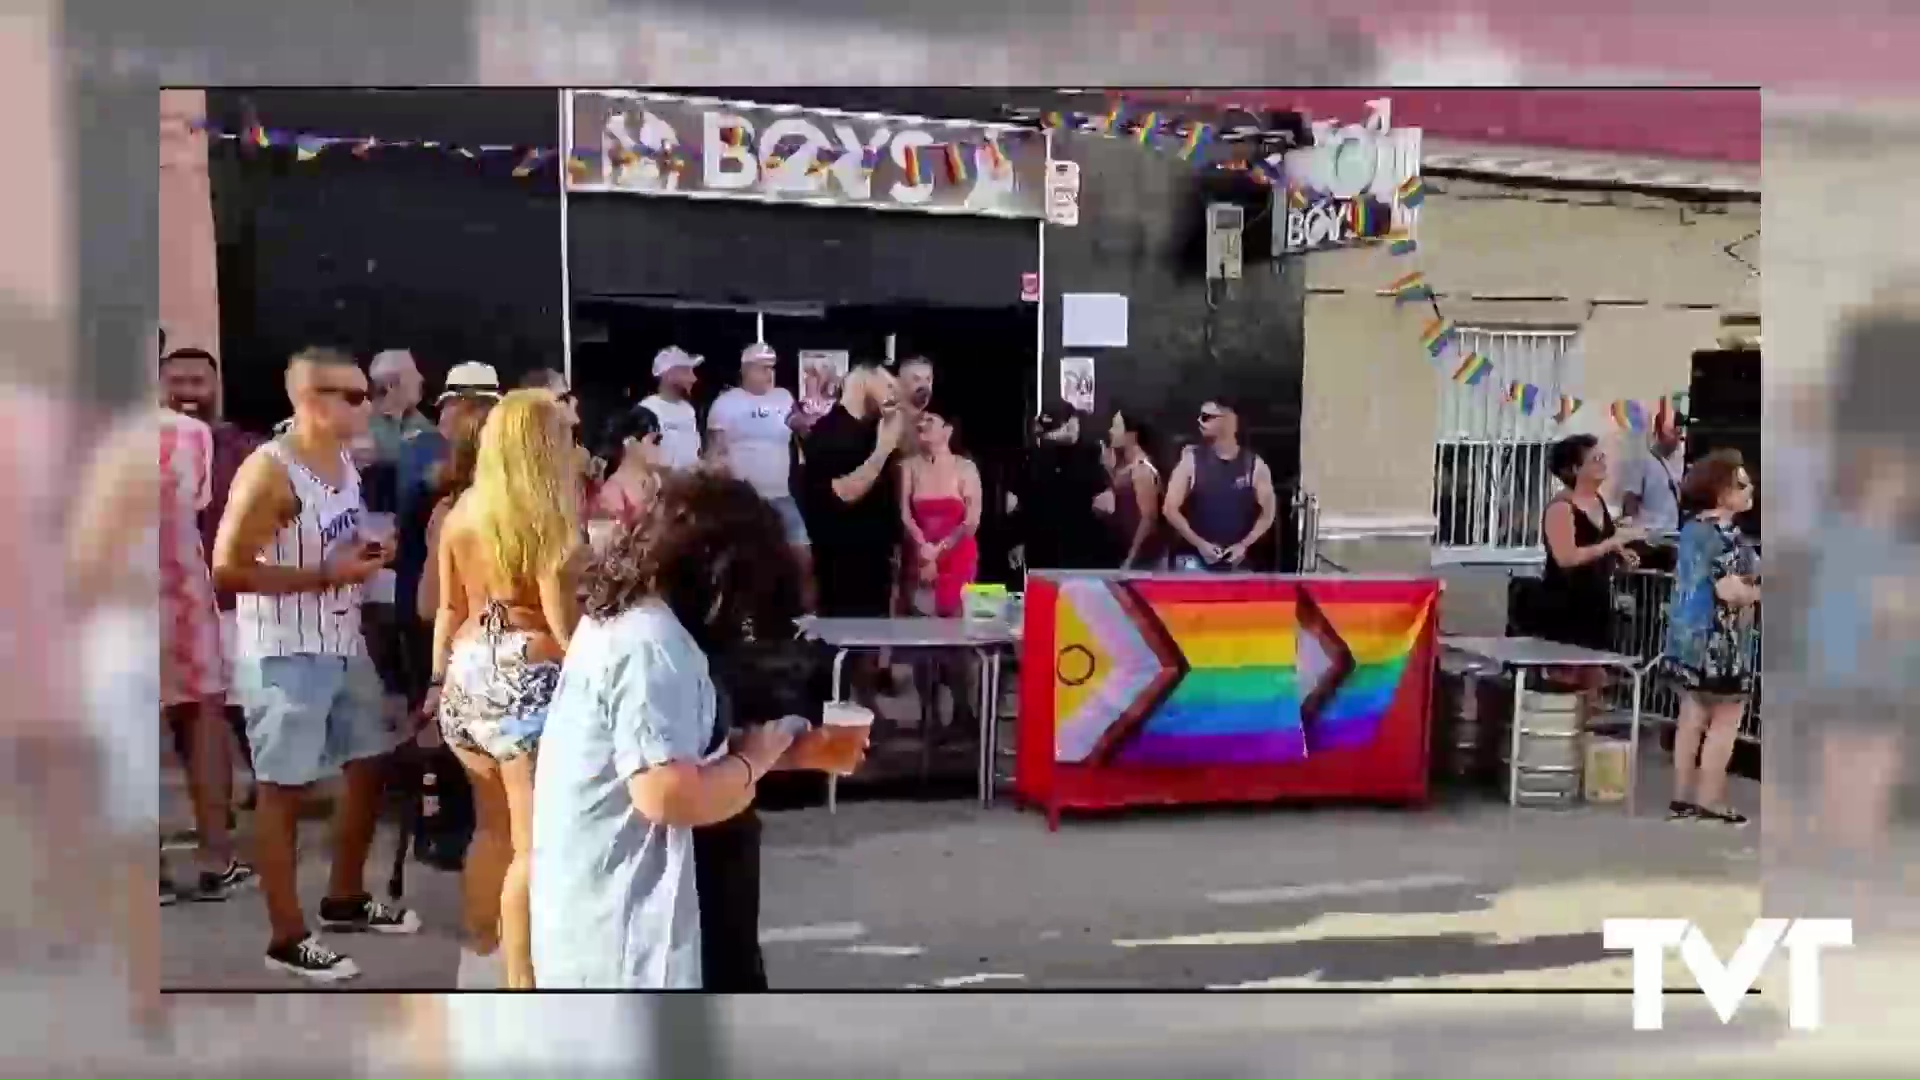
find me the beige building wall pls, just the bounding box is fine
[159,89,221,361]
[1301,178,1761,528]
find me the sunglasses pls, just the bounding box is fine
[317,386,371,407]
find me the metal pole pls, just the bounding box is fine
[558,88,575,387]
[1035,130,1051,418]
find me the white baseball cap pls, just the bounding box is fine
[740,342,776,366]
[438,361,502,403]
[652,346,703,378]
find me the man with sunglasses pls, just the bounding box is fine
[1164,398,1278,572]
[213,347,421,983]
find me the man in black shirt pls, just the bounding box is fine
[802,360,906,615]
[1015,405,1113,571]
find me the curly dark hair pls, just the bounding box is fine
[581,470,804,652]
[1679,448,1747,515]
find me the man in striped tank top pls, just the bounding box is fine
[213,348,422,982]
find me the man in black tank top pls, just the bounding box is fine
[1164,399,1279,572]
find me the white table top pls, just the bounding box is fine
[1440,634,1640,670]
[796,615,1020,649]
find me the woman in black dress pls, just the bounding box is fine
[1527,435,1646,698]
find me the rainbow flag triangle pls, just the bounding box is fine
[1421,317,1457,358]
[1389,271,1431,304]
[1555,395,1583,423]
[1451,351,1490,385]
[1398,175,1426,209]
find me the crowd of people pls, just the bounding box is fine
[149,331,1289,990]
[1521,412,1762,828]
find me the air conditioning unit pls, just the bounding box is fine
[1205,202,1245,280]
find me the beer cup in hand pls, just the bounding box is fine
[817,702,874,776]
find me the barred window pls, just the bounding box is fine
[1432,328,1584,552]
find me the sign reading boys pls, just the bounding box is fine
[566,90,1047,219]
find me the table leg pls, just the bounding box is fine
[973,648,990,808]
[1627,665,1644,817]
[1509,666,1528,808]
[989,651,1003,808]
[828,647,850,817]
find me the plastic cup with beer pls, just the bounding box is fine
[819,701,874,776]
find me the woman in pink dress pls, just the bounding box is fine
[158,405,248,898]
[899,407,983,747]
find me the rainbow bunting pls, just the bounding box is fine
[294,135,324,162]
[1042,111,1066,131]
[565,156,590,183]
[718,125,746,149]
[1287,186,1310,210]
[1388,233,1418,256]
[981,139,1007,174]
[1133,112,1158,145]
[860,147,882,172]
[1398,175,1426,209]
[1520,384,1540,414]
[1178,123,1211,160]
[1389,271,1431,304]
[248,125,270,149]
[511,149,544,177]
[1451,351,1490,385]
[1554,395,1583,423]
[1100,102,1125,135]
[1609,400,1648,431]
[1421,317,1457,358]
[902,145,926,186]
[943,142,970,183]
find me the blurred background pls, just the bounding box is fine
[7,0,1920,1076]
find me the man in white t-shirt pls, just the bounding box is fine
[708,342,810,551]
[640,346,703,470]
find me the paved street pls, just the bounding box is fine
[163,746,1763,994]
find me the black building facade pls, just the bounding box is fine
[206,88,1306,566]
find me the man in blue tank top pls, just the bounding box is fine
[1163,398,1278,572]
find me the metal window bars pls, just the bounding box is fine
[1432,329,1580,555]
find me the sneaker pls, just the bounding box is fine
[1667,800,1701,821]
[194,859,258,901]
[1698,806,1751,827]
[264,935,360,983]
[318,894,423,935]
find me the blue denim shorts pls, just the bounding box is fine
[768,496,810,547]
[232,652,396,787]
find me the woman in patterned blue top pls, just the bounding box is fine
[1662,450,1760,826]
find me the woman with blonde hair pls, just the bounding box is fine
[424,389,583,989]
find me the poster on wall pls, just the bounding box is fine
[1279,101,1423,253]
[798,350,849,417]
[568,90,1047,219]
[1060,292,1128,348]
[1059,356,1095,412]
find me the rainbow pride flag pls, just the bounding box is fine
[1178,123,1211,160]
[565,156,590,183]
[1133,112,1159,145]
[1609,400,1648,431]
[511,149,543,177]
[1388,233,1418,256]
[980,139,1007,173]
[294,135,324,162]
[718,125,746,149]
[1451,351,1490,386]
[249,125,271,149]
[1507,383,1540,414]
[902,145,926,186]
[1348,198,1375,238]
[1042,110,1066,131]
[1398,175,1426,209]
[1555,395,1583,423]
[1421,316,1457,358]
[1389,271,1431,305]
[1101,103,1124,134]
[1287,186,1310,210]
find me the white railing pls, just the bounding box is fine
[1433,328,1579,554]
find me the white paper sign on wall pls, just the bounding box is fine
[1046,159,1081,227]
